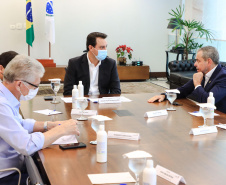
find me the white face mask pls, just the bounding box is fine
[0,79,2,83]
[19,82,39,101]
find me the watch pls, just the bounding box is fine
[44,121,48,132]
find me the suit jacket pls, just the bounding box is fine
[63,53,121,95]
[177,64,226,113]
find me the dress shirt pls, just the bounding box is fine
[0,83,44,178]
[87,53,101,95]
[204,65,218,87]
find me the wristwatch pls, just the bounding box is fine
[44,121,49,132]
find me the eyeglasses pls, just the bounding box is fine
[19,80,39,88]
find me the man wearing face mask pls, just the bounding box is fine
[0,55,79,184]
[63,32,121,95]
[0,51,18,82]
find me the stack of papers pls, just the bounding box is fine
[123,150,152,159]
[89,115,112,121]
[33,109,62,115]
[88,172,135,184]
[52,135,78,145]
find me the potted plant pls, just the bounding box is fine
[168,5,214,60]
[115,45,133,65]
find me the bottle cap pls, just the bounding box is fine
[79,81,82,85]
[146,160,154,168]
[73,85,77,89]
[209,92,213,97]
[99,125,105,131]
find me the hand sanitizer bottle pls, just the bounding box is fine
[207,92,215,118]
[96,125,107,163]
[143,160,157,185]
[72,85,78,109]
[78,81,84,98]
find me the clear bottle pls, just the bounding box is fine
[72,85,78,109]
[78,81,84,98]
[207,92,215,119]
[143,160,157,185]
[96,125,107,163]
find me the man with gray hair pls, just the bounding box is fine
[0,55,79,184]
[148,46,226,113]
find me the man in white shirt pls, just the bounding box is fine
[64,32,121,95]
[148,46,226,113]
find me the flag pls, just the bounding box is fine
[26,0,34,46]
[45,0,55,44]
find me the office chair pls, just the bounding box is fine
[24,155,44,185]
[0,167,21,185]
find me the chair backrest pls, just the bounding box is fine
[24,156,44,185]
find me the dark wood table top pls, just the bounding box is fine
[20,93,226,185]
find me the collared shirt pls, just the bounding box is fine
[87,53,101,95]
[195,65,218,89]
[0,83,44,178]
[204,65,218,87]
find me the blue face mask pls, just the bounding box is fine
[93,49,107,61]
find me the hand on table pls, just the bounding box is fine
[148,95,165,103]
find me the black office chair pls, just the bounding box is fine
[0,168,21,185]
[24,155,44,185]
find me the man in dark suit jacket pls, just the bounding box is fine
[148,46,226,113]
[64,32,121,95]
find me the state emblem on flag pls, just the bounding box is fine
[46,1,54,16]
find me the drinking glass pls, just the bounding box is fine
[199,107,211,127]
[90,120,104,145]
[50,79,61,104]
[166,92,177,111]
[128,158,147,185]
[77,98,88,121]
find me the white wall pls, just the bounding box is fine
[0,0,180,72]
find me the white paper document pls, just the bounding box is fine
[123,150,152,159]
[165,89,180,94]
[88,172,135,184]
[89,115,112,121]
[61,97,72,103]
[216,123,226,129]
[189,111,219,117]
[33,109,62,115]
[108,131,140,140]
[156,165,186,185]
[144,109,168,118]
[71,109,97,116]
[189,126,218,136]
[52,135,78,145]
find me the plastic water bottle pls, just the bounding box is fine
[78,81,84,97]
[96,125,107,163]
[143,160,157,185]
[207,92,215,118]
[72,85,78,109]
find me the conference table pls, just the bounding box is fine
[20,93,226,185]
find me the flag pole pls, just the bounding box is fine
[28,44,30,56]
[49,42,51,58]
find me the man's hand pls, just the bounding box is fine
[193,72,204,87]
[148,95,165,103]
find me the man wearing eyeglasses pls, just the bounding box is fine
[0,55,79,185]
[148,46,226,113]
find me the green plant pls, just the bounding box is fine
[168,5,214,60]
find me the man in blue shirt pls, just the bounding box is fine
[0,55,79,184]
